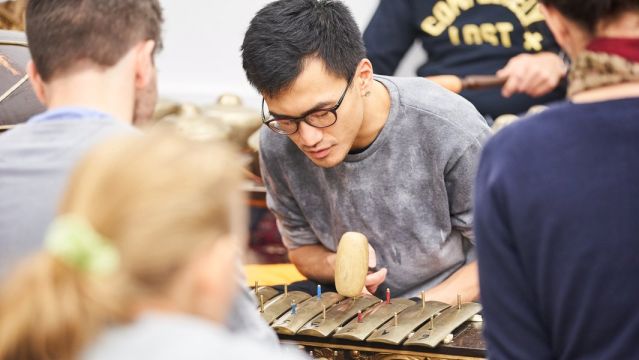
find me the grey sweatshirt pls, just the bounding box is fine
[260,76,491,298]
[0,113,132,276]
[82,312,306,360]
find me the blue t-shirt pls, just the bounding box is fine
[0,107,280,345]
[363,0,566,118]
[475,97,639,359]
[0,107,133,278]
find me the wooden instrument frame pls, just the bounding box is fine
[280,321,485,360]
[256,287,486,359]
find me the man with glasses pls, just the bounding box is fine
[260,76,352,137]
[242,0,491,302]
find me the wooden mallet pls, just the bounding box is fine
[426,75,506,94]
[334,232,369,298]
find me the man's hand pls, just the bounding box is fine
[364,267,387,295]
[290,241,388,295]
[289,243,339,284]
[497,52,566,98]
[361,244,387,295]
[422,261,479,305]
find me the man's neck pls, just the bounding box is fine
[572,82,639,103]
[596,12,639,38]
[353,80,391,150]
[571,14,639,104]
[44,68,135,124]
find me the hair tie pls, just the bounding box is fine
[45,214,119,276]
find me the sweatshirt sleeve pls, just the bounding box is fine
[474,138,554,360]
[444,116,491,244]
[259,141,319,250]
[445,141,481,243]
[363,0,419,75]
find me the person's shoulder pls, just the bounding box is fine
[258,125,303,163]
[483,102,575,160]
[379,75,490,143]
[260,125,287,151]
[83,313,306,360]
[82,313,222,354]
[79,116,137,134]
[0,123,27,146]
[381,76,487,123]
[218,336,307,360]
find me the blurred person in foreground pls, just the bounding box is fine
[476,0,639,358]
[0,0,277,344]
[0,0,161,279]
[0,131,306,360]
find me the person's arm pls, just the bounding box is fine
[363,0,419,75]
[288,242,388,294]
[423,261,478,304]
[260,132,322,252]
[497,17,567,99]
[427,125,489,305]
[475,139,553,359]
[288,243,335,284]
[497,51,567,98]
[260,137,388,292]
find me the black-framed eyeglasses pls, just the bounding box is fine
[261,76,353,135]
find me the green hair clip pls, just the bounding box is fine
[45,214,120,276]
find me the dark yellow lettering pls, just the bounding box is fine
[523,31,544,51]
[480,23,499,46]
[519,0,537,15]
[433,2,456,26]
[495,22,514,48]
[462,24,483,45]
[421,16,447,36]
[449,26,461,46]
[445,0,475,15]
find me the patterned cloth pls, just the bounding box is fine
[569,51,639,97]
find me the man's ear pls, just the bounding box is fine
[134,40,156,90]
[355,58,374,97]
[26,60,47,105]
[540,4,571,54]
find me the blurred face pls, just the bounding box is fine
[189,191,247,323]
[190,236,241,323]
[263,58,366,168]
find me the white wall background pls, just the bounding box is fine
[156,0,424,108]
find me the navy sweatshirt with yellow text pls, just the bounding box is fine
[364,0,566,118]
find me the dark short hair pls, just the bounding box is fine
[26,0,164,82]
[241,0,366,98]
[540,0,639,32]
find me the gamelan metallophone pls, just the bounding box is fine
[254,286,486,360]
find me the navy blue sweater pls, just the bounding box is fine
[475,97,639,359]
[363,0,566,118]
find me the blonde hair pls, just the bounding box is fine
[0,129,244,360]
